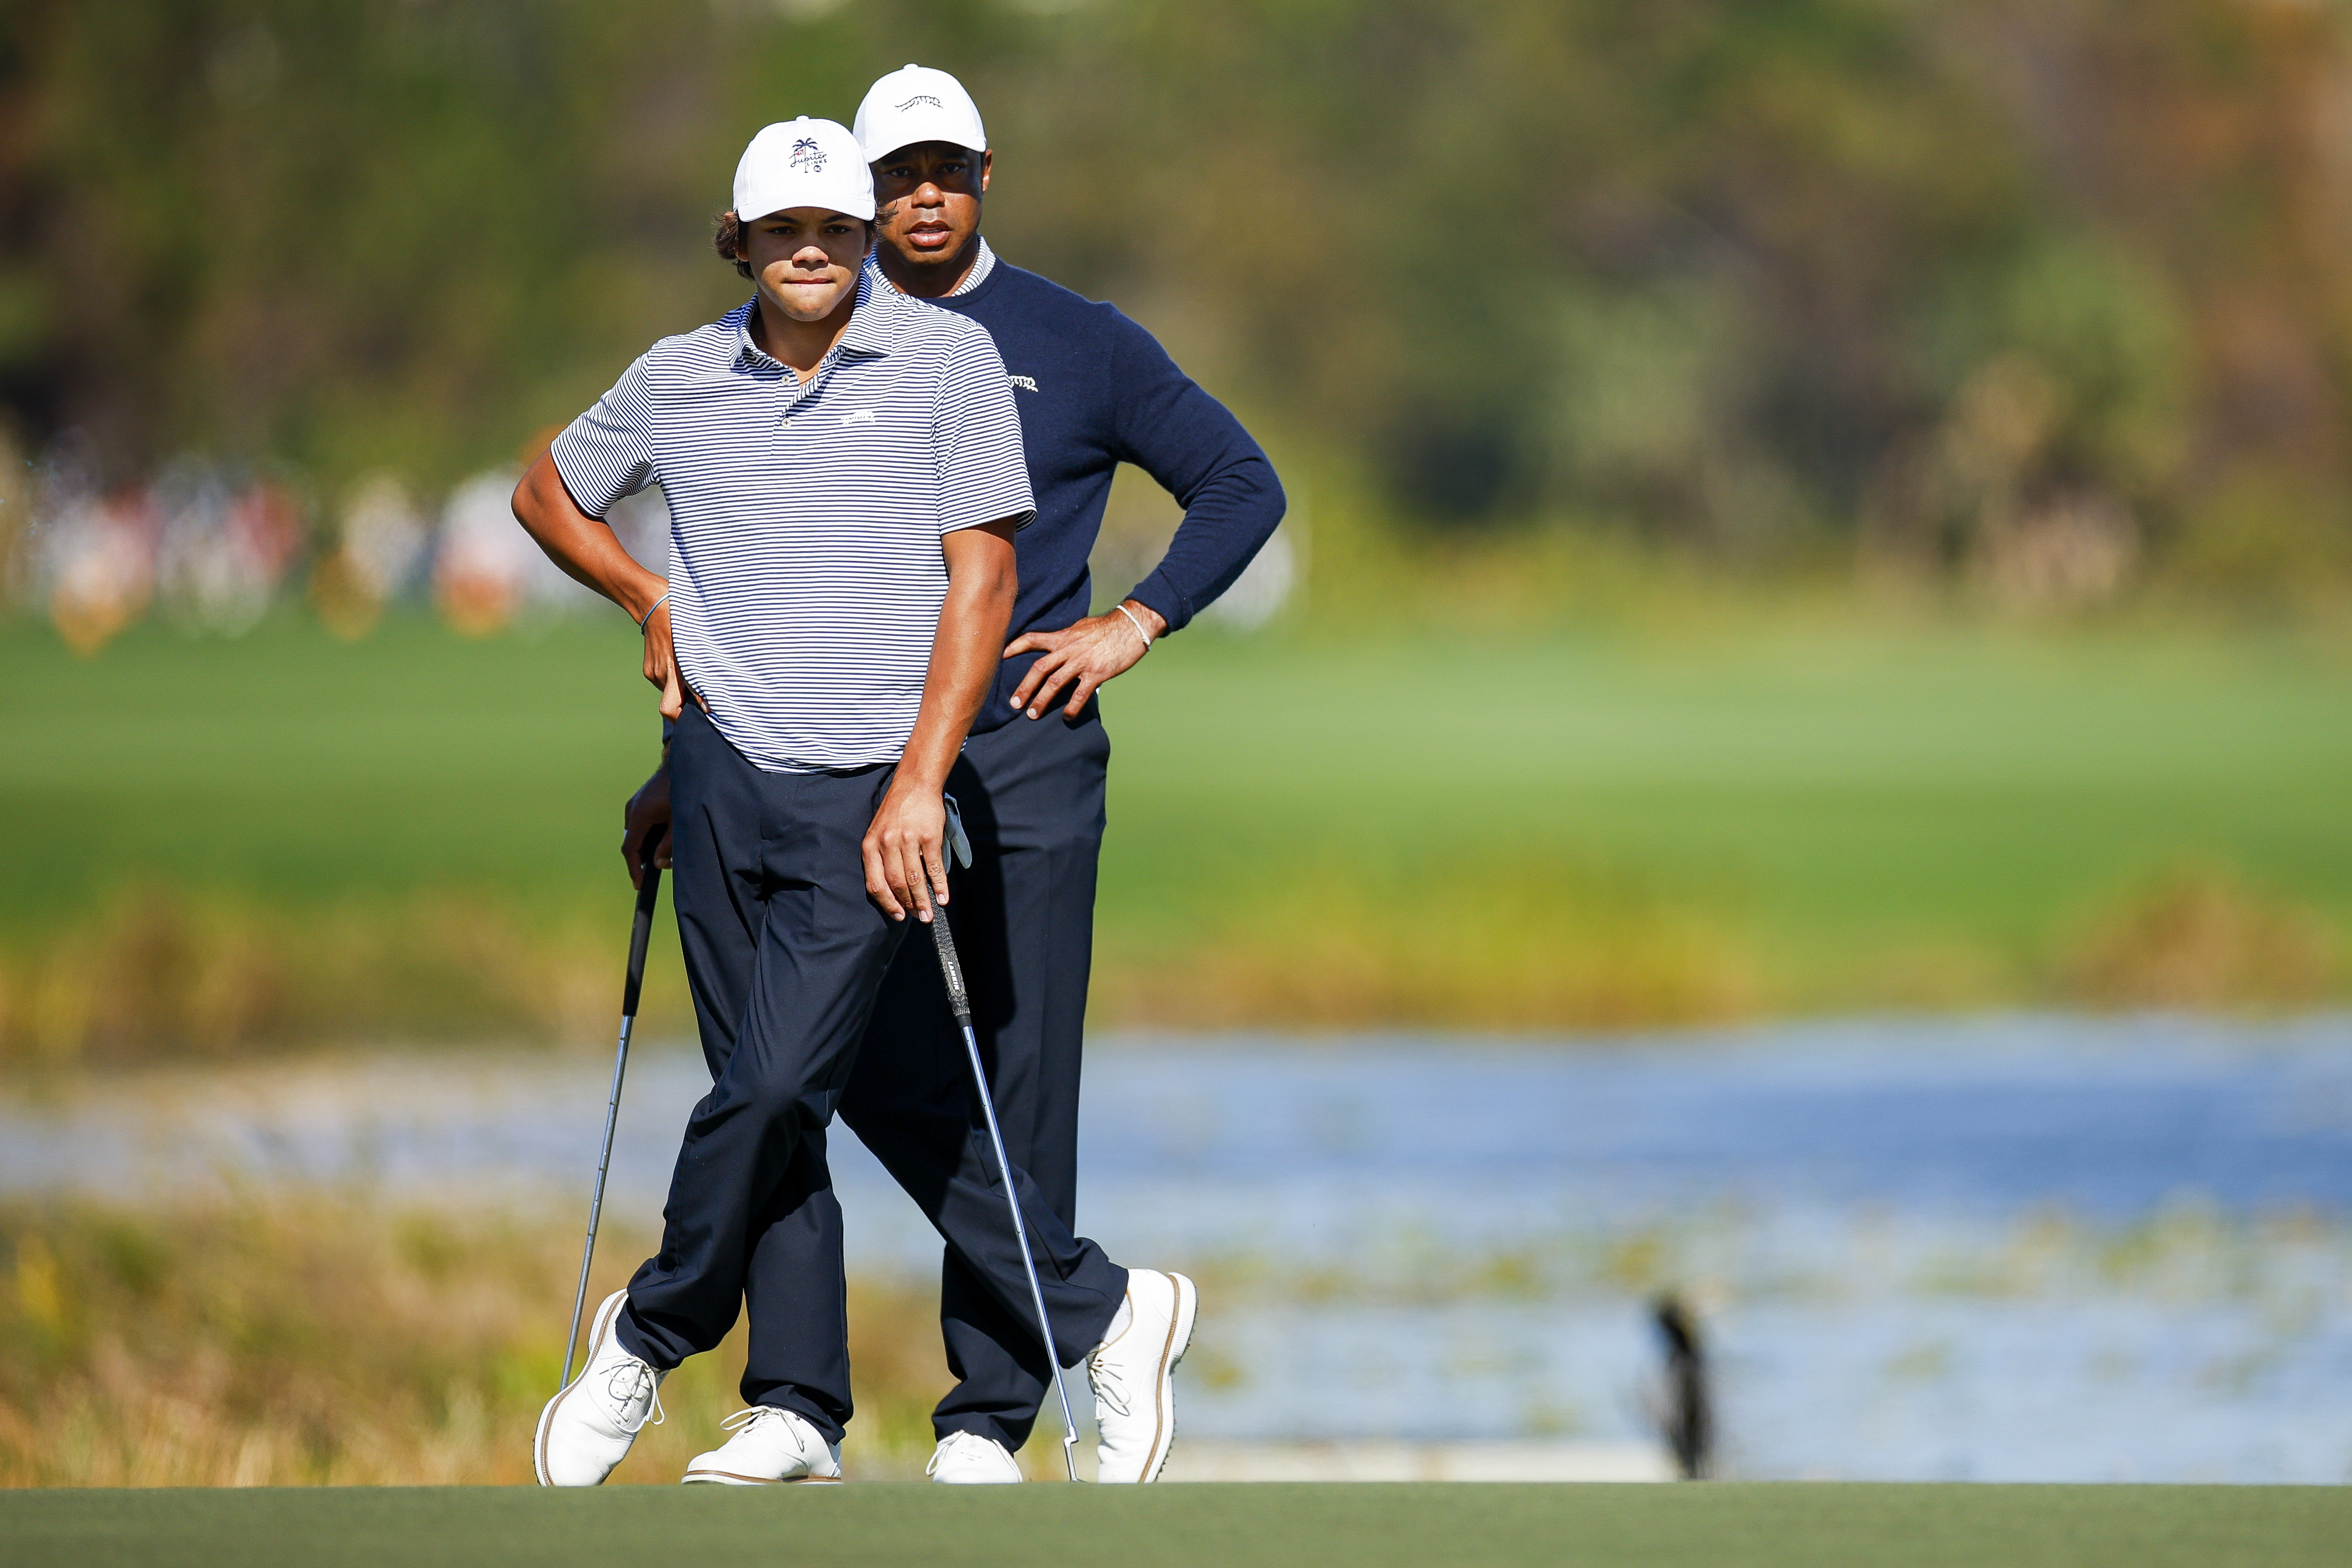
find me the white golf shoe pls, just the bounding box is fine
[926,1430,1023,1484]
[680,1405,842,1485]
[534,1290,666,1486]
[1086,1269,1197,1484]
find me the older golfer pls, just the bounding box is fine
[624,66,1286,1484]
[517,116,1147,1487]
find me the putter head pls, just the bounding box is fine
[943,793,973,870]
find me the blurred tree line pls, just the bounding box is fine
[5,0,2352,601]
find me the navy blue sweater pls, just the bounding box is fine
[929,257,1286,733]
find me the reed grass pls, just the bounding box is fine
[0,860,2339,1069]
[0,1194,958,1487]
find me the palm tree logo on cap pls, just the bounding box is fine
[789,137,826,173]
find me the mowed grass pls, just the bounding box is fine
[1097,626,2352,936]
[3,1481,2346,1568]
[0,612,2348,1052]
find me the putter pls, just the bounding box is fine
[559,821,667,1392]
[931,796,1085,1481]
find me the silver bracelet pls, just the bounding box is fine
[1114,602,1154,650]
[636,589,672,632]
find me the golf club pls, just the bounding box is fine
[932,797,1085,1482]
[559,821,667,1392]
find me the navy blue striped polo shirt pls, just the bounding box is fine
[552,273,1034,774]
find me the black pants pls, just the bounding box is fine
[765,705,1129,1450]
[614,704,1120,1446]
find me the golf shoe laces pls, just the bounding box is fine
[605,1361,665,1434]
[1085,1343,1132,1418]
[716,1406,796,1442]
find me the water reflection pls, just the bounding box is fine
[5,1014,2348,1481]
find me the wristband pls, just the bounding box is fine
[1114,602,1154,650]
[637,589,671,632]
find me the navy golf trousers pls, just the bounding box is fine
[614,703,1121,1446]
[760,703,1129,1451]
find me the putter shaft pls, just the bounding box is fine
[561,827,666,1391]
[931,906,1085,1481]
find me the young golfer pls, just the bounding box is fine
[623,66,1286,1484]
[516,116,1132,1487]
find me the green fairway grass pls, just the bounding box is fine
[1,612,2347,1050]
[2,1482,2345,1568]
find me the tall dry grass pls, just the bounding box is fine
[0,887,692,1069]
[1094,851,1763,1030]
[0,1194,962,1486]
[2061,864,2342,1010]
[0,861,2341,1071]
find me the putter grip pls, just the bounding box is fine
[619,824,667,1019]
[930,909,973,1024]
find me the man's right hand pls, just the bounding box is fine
[639,598,704,720]
[623,762,673,890]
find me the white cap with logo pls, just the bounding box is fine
[733,116,875,223]
[854,64,987,162]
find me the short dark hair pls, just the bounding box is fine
[714,210,873,280]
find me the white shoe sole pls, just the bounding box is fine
[1133,1271,1197,1484]
[680,1469,843,1486]
[534,1290,627,1487]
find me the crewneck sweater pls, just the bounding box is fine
[870,250,1287,733]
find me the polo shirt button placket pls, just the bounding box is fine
[784,358,833,430]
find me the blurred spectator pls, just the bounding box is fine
[432,470,531,636]
[432,469,601,636]
[45,489,156,655]
[151,460,305,635]
[311,472,428,639]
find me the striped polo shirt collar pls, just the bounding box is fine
[865,237,996,299]
[728,270,908,372]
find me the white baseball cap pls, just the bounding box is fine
[854,64,987,162]
[733,116,875,223]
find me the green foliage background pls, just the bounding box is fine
[3,3,2351,1055]
[5,0,2352,591]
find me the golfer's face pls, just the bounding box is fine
[870,142,989,268]
[742,207,869,321]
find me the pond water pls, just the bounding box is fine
[6,1014,2349,1483]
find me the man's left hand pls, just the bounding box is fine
[1004,600,1167,720]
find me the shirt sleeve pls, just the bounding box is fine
[1102,310,1287,633]
[549,353,659,520]
[931,322,1037,534]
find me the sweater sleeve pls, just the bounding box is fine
[1102,310,1286,633]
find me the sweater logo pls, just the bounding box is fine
[840,408,877,426]
[789,137,826,174]
[1008,375,1039,392]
